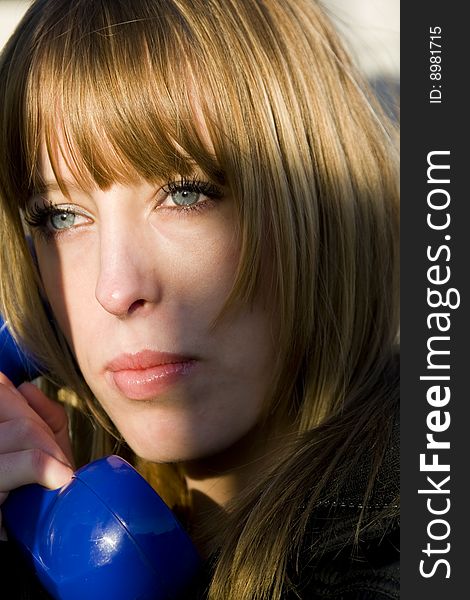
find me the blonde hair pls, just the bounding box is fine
[0,1,399,598]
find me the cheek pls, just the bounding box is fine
[35,218,241,349]
[155,215,241,306]
[36,241,95,344]
[36,226,277,463]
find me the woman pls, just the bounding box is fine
[0,0,399,598]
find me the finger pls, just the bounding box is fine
[17,382,68,436]
[0,419,72,467]
[0,371,28,403]
[17,382,75,467]
[0,449,74,492]
[0,382,56,441]
[0,374,75,468]
[0,371,19,390]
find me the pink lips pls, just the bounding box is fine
[106,350,196,400]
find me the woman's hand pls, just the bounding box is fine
[0,371,74,539]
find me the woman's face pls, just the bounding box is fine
[32,145,276,463]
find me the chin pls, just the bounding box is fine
[127,433,243,465]
[116,412,257,464]
[121,434,209,464]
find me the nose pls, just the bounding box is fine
[94,227,162,318]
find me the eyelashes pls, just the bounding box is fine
[162,177,223,203]
[24,176,224,241]
[24,200,80,241]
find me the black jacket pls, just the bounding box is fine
[0,420,399,599]
[187,414,400,600]
[295,419,400,599]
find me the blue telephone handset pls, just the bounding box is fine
[0,316,201,600]
[0,316,42,386]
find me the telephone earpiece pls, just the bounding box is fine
[0,315,201,599]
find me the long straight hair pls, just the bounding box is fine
[0,1,399,598]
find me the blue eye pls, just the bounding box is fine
[24,200,90,241]
[162,178,223,212]
[171,190,201,207]
[50,211,76,230]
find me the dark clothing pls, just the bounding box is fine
[187,415,400,600]
[187,529,399,600]
[0,423,399,599]
[292,511,399,599]
[0,540,52,600]
[297,420,400,599]
[295,417,400,599]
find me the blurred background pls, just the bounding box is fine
[0,0,29,48]
[324,0,399,120]
[0,0,399,116]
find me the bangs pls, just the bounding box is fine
[23,0,225,199]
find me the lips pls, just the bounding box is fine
[105,350,196,400]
